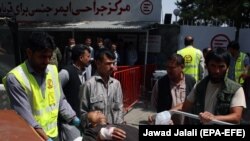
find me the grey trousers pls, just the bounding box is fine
[59,123,81,141]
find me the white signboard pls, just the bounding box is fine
[179,26,236,51]
[139,35,161,53]
[0,0,162,22]
[210,34,230,49]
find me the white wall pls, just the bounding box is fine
[179,26,236,51]
[239,28,250,53]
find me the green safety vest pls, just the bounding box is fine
[2,62,60,137]
[177,46,201,81]
[235,52,247,84]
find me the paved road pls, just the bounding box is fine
[124,100,156,128]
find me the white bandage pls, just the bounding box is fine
[73,137,83,141]
[99,126,115,140]
[155,111,172,125]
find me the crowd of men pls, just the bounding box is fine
[1,31,250,141]
[2,32,132,141]
[150,35,249,125]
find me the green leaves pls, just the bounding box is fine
[175,0,250,27]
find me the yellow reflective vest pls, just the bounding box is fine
[177,46,203,81]
[3,62,60,137]
[235,52,247,84]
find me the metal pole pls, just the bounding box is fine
[71,30,75,38]
[143,30,149,97]
[170,110,234,125]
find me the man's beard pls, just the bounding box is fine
[208,74,225,83]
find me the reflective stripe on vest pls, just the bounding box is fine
[235,52,246,84]
[8,63,60,137]
[178,46,200,81]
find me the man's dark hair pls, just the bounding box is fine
[227,41,240,51]
[28,31,56,51]
[94,48,115,61]
[184,36,194,46]
[71,44,90,61]
[202,47,211,55]
[205,47,230,67]
[167,53,185,66]
[84,36,92,41]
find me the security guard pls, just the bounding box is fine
[177,35,205,81]
[227,41,250,84]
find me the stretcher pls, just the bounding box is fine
[169,110,235,125]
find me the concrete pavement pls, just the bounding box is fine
[124,100,156,128]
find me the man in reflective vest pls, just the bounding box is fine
[2,32,80,141]
[227,41,250,85]
[177,35,205,81]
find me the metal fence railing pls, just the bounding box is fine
[113,64,157,113]
[113,66,141,113]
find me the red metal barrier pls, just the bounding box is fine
[113,64,157,112]
[117,66,132,71]
[113,66,141,112]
